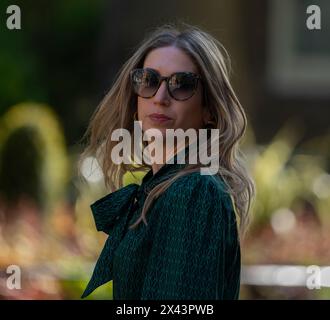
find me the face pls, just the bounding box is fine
[136,46,210,142]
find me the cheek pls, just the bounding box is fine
[137,97,145,115]
[176,98,204,129]
[177,107,202,128]
[137,97,152,123]
[136,98,153,132]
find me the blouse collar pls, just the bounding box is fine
[90,142,195,235]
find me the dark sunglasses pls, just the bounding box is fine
[130,68,201,101]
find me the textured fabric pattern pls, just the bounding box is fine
[81,149,241,300]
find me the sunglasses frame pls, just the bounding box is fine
[130,68,201,101]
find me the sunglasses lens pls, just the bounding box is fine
[131,69,199,101]
[168,73,198,101]
[131,69,159,98]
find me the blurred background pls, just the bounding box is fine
[0,0,329,299]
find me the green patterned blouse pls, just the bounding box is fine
[81,149,241,300]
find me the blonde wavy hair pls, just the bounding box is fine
[80,23,255,236]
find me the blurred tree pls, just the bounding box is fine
[0,103,69,215]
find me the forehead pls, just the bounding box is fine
[143,46,198,75]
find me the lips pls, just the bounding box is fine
[149,113,172,121]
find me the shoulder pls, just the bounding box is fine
[156,171,234,214]
[150,171,239,243]
[168,171,230,200]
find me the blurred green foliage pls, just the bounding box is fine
[0,0,105,144]
[249,119,330,230]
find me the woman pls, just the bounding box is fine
[80,23,255,300]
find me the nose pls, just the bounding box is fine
[153,80,170,106]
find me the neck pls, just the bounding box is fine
[150,141,188,175]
